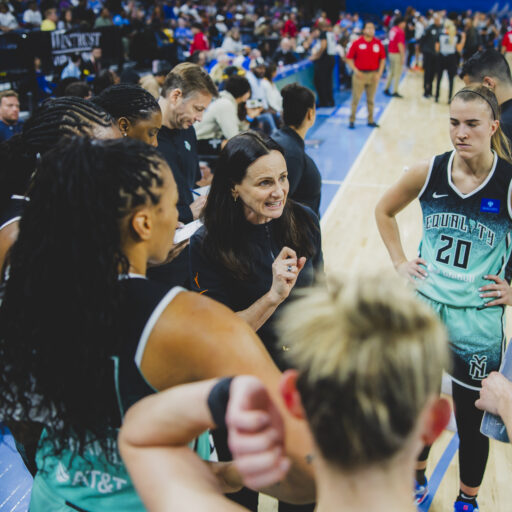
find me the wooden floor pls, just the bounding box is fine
[319,71,512,511]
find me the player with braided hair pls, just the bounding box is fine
[94,84,162,146]
[0,96,119,275]
[0,137,314,511]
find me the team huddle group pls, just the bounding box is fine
[2,33,512,512]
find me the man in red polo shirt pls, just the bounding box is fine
[384,16,406,97]
[501,20,512,73]
[346,21,386,128]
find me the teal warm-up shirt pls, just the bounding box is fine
[417,150,512,307]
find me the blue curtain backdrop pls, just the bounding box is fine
[346,0,510,15]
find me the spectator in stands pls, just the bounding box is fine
[55,77,79,97]
[22,1,42,28]
[57,8,73,30]
[73,0,94,27]
[139,64,171,99]
[262,63,283,114]
[94,84,162,147]
[0,90,22,142]
[64,81,92,99]
[94,6,113,28]
[384,16,406,98]
[81,47,103,77]
[272,83,321,216]
[272,38,298,66]
[60,54,82,80]
[246,56,268,106]
[40,7,57,31]
[190,22,209,55]
[222,28,243,54]
[195,75,255,155]
[502,23,512,72]
[0,2,18,31]
[92,69,120,96]
[209,51,232,84]
[461,49,512,142]
[175,16,193,48]
[246,58,278,133]
[346,21,386,129]
[281,12,298,38]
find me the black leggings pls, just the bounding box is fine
[435,53,458,102]
[419,380,489,488]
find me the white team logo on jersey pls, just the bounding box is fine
[469,355,488,380]
[433,192,449,199]
[56,462,70,483]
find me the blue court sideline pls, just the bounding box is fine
[0,79,396,511]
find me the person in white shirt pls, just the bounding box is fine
[22,1,42,27]
[61,54,82,80]
[195,75,261,155]
[222,28,243,54]
[246,57,268,107]
[262,63,283,114]
[0,2,18,31]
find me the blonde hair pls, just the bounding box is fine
[279,273,448,470]
[452,84,512,164]
[445,18,456,45]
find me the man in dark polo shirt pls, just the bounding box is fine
[157,62,218,224]
[151,62,218,287]
[346,22,386,129]
[460,49,512,141]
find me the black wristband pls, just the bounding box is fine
[207,377,234,430]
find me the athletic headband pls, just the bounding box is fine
[453,89,497,120]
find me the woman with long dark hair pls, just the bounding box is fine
[190,131,323,368]
[0,137,314,511]
[189,130,322,512]
[94,84,162,146]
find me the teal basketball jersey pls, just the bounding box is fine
[417,150,512,307]
[29,278,212,511]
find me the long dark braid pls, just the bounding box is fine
[0,137,165,460]
[0,97,114,216]
[93,84,161,122]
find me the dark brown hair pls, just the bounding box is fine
[161,62,218,99]
[201,131,317,280]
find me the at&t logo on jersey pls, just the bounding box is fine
[469,354,488,380]
[480,198,500,213]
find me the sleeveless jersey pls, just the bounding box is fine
[0,195,29,231]
[417,150,512,307]
[30,277,211,511]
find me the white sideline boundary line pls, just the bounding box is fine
[320,93,396,229]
